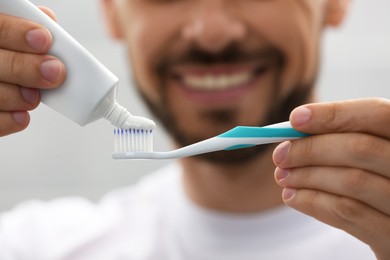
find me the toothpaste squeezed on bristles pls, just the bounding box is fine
[104,101,155,153]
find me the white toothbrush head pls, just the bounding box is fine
[113,128,154,154]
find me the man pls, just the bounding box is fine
[0,0,388,259]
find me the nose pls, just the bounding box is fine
[182,2,246,53]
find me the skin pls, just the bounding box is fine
[275,99,390,260]
[0,7,65,136]
[0,0,388,259]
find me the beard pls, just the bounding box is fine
[133,43,315,165]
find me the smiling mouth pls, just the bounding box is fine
[173,65,269,91]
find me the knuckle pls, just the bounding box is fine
[348,134,382,160]
[0,50,46,87]
[372,98,390,122]
[0,18,11,45]
[8,52,25,77]
[300,136,316,159]
[331,197,364,224]
[293,167,315,185]
[0,94,12,109]
[341,168,369,193]
[323,103,342,131]
[297,190,321,215]
[0,50,24,78]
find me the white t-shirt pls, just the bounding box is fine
[0,164,375,260]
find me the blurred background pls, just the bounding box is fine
[0,0,389,211]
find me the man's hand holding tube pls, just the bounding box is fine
[273,98,390,260]
[0,7,65,137]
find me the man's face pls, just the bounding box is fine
[104,0,346,162]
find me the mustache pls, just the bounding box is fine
[156,43,285,75]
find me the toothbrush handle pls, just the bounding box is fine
[263,121,292,128]
[0,0,118,125]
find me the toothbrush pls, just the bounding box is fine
[112,121,308,160]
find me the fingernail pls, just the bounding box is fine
[20,88,40,105]
[26,28,51,52]
[291,106,312,126]
[273,141,291,165]
[40,59,64,83]
[282,188,297,201]
[12,111,29,126]
[275,168,290,182]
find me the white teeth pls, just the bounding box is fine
[183,72,252,91]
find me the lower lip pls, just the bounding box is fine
[173,70,268,105]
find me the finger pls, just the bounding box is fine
[290,98,390,139]
[0,13,52,53]
[0,49,66,88]
[282,188,390,259]
[0,111,30,137]
[273,133,390,178]
[0,83,40,111]
[275,166,390,216]
[38,6,58,22]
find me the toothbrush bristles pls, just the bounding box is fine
[114,128,153,153]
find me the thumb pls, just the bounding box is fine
[38,6,57,22]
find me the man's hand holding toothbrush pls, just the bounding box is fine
[273,98,390,260]
[0,7,65,136]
